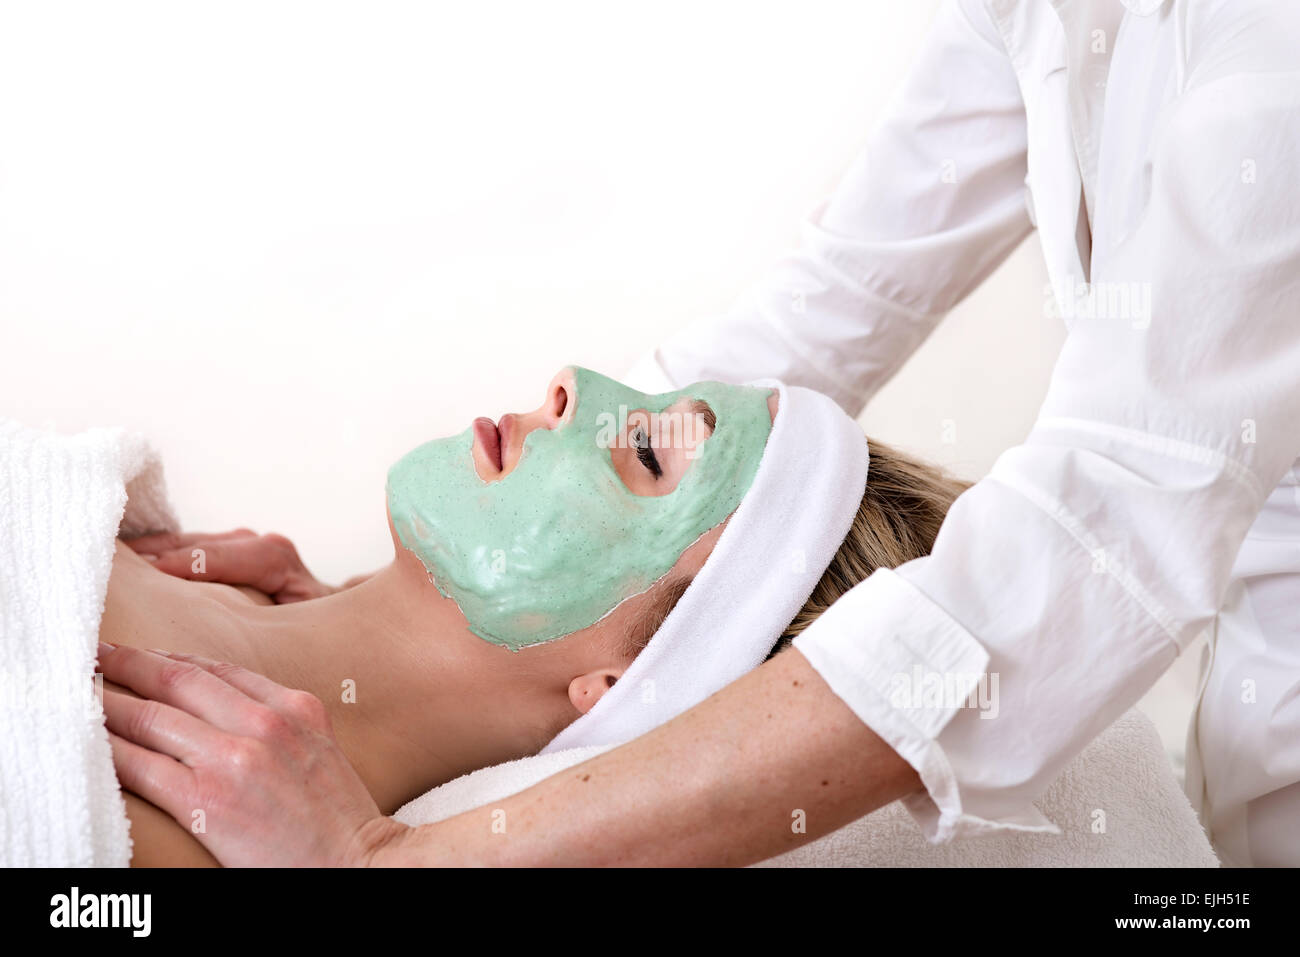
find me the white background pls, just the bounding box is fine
[0,1,1197,765]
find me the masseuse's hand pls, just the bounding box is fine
[124,528,341,603]
[100,642,410,867]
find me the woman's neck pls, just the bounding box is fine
[219,561,548,813]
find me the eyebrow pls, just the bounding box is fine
[690,399,717,433]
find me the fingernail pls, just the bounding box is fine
[141,553,159,562]
[147,648,172,657]
[98,641,116,654]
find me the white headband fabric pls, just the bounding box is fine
[540,379,869,754]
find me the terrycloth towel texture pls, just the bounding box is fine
[0,419,179,866]
[542,379,870,753]
[399,709,1219,866]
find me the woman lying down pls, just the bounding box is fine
[99,365,963,866]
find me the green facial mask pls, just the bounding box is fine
[385,366,772,650]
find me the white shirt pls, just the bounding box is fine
[627,0,1300,865]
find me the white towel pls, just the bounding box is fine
[0,419,178,866]
[542,378,870,752]
[397,708,1219,866]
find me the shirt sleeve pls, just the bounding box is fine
[624,0,1033,413]
[795,59,1300,840]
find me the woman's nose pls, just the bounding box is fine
[538,367,575,429]
[506,368,576,450]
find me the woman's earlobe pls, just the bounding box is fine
[567,669,623,715]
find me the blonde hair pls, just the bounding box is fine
[768,438,970,659]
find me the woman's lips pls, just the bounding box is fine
[473,417,503,472]
[497,413,515,464]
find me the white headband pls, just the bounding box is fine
[541,379,869,754]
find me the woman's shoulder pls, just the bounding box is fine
[111,539,275,605]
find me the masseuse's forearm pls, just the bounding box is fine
[374,647,922,866]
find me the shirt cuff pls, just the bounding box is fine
[791,566,1061,842]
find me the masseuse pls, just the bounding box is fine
[105,0,1300,866]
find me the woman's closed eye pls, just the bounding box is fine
[612,400,714,497]
[632,426,663,479]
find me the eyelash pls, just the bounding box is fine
[632,427,663,479]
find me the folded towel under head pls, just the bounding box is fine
[541,379,870,753]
